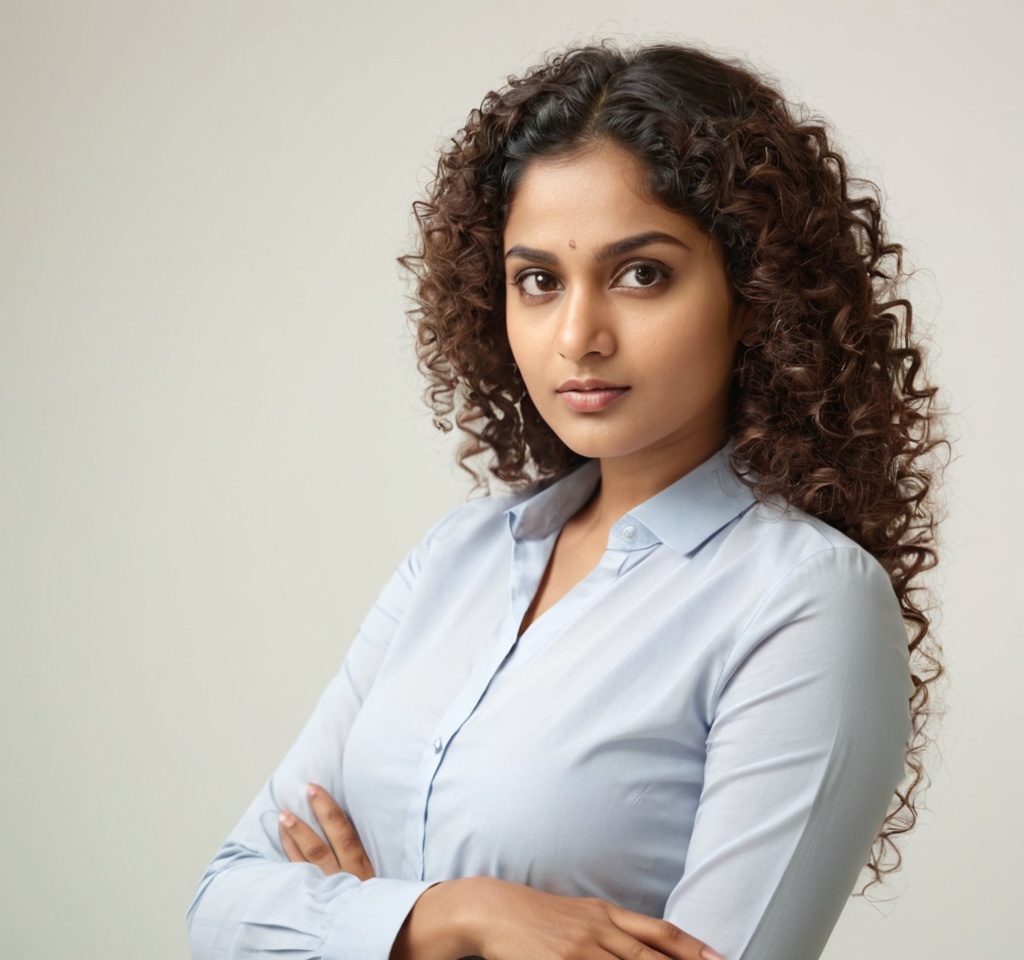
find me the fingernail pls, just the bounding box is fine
[306,784,317,799]
[279,811,295,827]
[700,948,726,960]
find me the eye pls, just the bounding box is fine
[513,269,562,300]
[614,262,669,290]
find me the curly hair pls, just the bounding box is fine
[400,41,943,886]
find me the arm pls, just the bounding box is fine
[285,789,725,960]
[383,546,908,960]
[187,545,436,960]
[186,501,707,960]
[664,546,912,960]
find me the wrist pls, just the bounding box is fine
[391,877,489,960]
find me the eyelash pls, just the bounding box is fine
[511,261,671,302]
[615,262,670,289]
[511,270,561,301]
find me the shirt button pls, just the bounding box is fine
[432,737,443,754]
[621,524,638,542]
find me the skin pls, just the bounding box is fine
[507,142,750,632]
[279,143,744,960]
[280,787,723,960]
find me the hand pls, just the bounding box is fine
[392,876,725,960]
[278,783,375,880]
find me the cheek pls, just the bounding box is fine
[505,318,540,379]
[644,314,734,363]
[641,321,739,396]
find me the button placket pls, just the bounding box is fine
[411,604,524,879]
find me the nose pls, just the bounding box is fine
[556,285,615,362]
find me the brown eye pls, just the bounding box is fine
[616,262,668,289]
[517,270,562,297]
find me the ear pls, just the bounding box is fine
[734,302,759,346]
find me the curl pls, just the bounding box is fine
[399,41,945,885]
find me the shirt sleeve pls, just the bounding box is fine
[186,537,437,960]
[664,545,913,960]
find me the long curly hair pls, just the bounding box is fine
[400,41,943,885]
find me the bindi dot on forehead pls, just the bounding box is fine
[568,240,577,249]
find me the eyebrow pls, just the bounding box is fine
[504,230,692,264]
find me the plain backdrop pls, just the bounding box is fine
[1,1,1021,957]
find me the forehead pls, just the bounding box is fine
[503,143,707,249]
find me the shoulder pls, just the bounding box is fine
[712,497,908,678]
[702,500,912,757]
[723,496,895,601]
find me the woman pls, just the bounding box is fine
[188,42,942,960]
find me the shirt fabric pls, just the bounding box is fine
[187,446,912,960]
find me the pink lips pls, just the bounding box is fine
[556,378,630,412]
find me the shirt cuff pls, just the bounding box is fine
[322,877,436,960]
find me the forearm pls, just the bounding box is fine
[389,876,721,960]
[189,845,434,960]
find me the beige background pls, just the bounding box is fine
[1,0,1020,956]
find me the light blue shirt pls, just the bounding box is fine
[188,447,911,960]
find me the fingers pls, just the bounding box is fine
[598,925,686,960]
[446,877,724,960]
[306,783,375,879]
[277,785,376,880]
[278,808,342,875]
[604,903,725,960]
[278,816,305,863]
[600,922,725,960]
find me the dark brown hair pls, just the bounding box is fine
[401,41,943,884]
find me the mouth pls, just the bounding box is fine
[556,379,630,412]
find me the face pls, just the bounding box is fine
[504,142,748,479]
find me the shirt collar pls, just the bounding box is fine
[506,445,756,556]
[627,446,756,556]
[507,460,602,541]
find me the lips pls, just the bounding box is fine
[556,378,630,412]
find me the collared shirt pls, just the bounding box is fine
[187,447,911,960]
